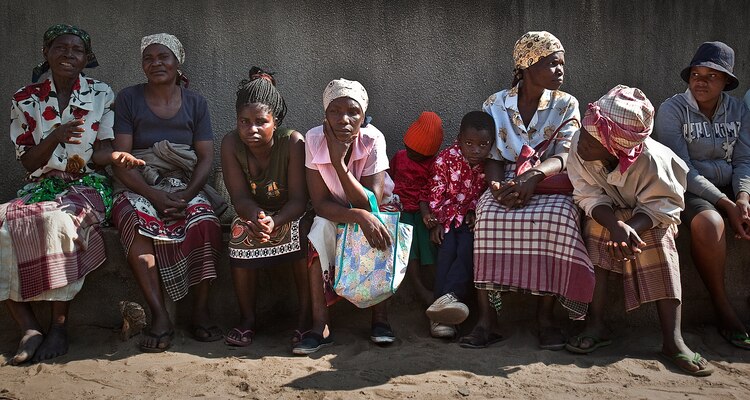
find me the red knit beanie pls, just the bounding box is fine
[403,111,444,157]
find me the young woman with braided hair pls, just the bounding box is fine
[221,67,312,347]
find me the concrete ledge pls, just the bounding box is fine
[1,224,749,336]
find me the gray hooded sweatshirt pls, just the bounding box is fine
[654,89,750,204]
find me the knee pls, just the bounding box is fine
[131,253,156,270]
[690,211,725,242]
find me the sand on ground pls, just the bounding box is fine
[0,302,748,400]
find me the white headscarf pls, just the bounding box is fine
[141,33,185,64]
[322,78,368,113]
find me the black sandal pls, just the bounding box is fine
[292,332,333,355]
[140,330,174,353]
[459,327,502,349]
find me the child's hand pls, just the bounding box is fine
[422,212,438,229]
[429,226,444,246]
[466,211,476,232]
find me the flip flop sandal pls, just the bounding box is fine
[719,328,750,350]
[658,351,714,377]
[292,332,333,355]
[564,335,612,354]
[192,325,223,342]
[139,330,174,353]
[458,328,503,349]
[224,328,255,347]
[291,329,310,346]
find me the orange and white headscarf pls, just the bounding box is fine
[583,85,654,173]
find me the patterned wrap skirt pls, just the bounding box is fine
[112,188,221,302]
[583,209,681,311]
[0,184,106,301]
[228,209,313,268]
[473,167,595,319]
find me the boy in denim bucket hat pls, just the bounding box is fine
[655,40,750,352]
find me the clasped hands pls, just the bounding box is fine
[241,208,276,243]
[607,221,646,263]
[149,190,193,222]
[490,170,544,209]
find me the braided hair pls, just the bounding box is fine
[235,66,287,126]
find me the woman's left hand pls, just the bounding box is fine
[494,179,534,209]
[498,170,547,209]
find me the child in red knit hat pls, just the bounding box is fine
[389,111,444,307]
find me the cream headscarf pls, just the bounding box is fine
[141,33,185,64]
[322,78,369,113]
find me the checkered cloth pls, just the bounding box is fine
[112,193,221,301]
[583,85,654,173]
[583,208,681,311]
[0,185,106,300]
[473,166,595,319]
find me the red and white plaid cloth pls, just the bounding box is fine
[0,185,106,300]
[583,85,654,173]
[473,166,595,319]
[583,209,681,311]
[112,193,221,301]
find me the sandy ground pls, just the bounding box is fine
[0,303,748,400]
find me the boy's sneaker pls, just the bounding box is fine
[430,321,457,338]
[426,292,469,325]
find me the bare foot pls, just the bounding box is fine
[31,324,68,362]
[8,329,44,365]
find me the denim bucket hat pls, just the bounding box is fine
[680,41,739,91]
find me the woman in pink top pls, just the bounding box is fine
[293,79,395,355]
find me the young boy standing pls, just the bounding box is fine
[423,111,495,338]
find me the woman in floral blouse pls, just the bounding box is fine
[1,24,141,365]
[460,31,595,349]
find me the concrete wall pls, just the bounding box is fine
[2,0,750,201]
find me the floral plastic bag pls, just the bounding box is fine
[333,189,413,308]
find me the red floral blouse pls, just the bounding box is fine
[425,143,487,232]
[10,74,115,179]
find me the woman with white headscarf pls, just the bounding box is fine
[293,78,397,355]
[112,33,225,353]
